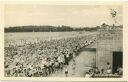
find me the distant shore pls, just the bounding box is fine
[4,25,101,33]
[4,25,123,33]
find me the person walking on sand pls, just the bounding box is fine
[65,67,68,77]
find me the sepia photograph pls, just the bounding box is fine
[4,3,123,78]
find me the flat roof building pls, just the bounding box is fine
[96,25,123,74]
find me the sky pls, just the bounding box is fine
[4,4,123,27]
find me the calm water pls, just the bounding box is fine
[5,32,97,47]
[5,32,96,42]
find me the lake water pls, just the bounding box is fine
[5,32,97,77]
[5,32,97,46]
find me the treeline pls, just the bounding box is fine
[5,25,100,32]
[4,25,100,32]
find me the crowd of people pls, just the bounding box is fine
[4,34,96,77]
[84,62,123,78]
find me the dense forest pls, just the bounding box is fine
[4,25,100,32]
